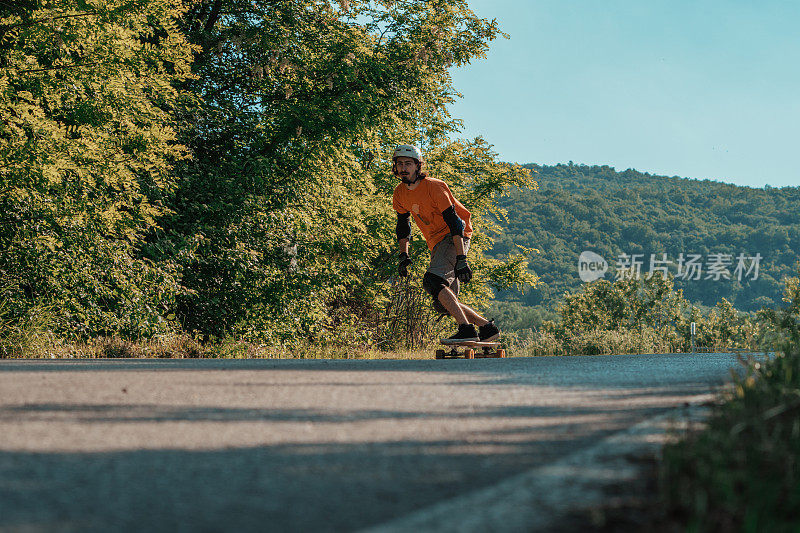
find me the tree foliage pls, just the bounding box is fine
[1,0,195,337]
[1,0,536,345]
[154,0,534,342]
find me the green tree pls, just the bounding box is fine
[160,0,534,342]
[1,0,195,337]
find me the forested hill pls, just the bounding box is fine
[489,163,800,316]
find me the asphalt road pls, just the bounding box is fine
[0,354,743,532]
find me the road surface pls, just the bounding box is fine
[0,354,743,532]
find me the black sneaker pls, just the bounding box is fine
[479,319,500,342]
[440,324,479,344]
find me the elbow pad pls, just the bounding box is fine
[396,212,411,240]
[442,206,465,237]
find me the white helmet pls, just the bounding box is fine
[393,144,423,161]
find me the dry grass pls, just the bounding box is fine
[0,333,444,360]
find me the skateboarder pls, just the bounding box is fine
[391,144,500,344]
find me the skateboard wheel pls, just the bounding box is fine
[435,349,445,360]
[497,349,506,358]
[465,349,475,359]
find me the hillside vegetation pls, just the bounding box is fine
[489,164,800,328]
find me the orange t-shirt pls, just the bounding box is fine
[392,177,473,251]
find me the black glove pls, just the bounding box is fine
[398,252,412,277]
[455,254,472,283]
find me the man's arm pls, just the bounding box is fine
[396,212,411,242]
[453,235,472,282]
[399,238,409,256]
[396,212,412,276]
[452,234,465,256]
[441,206,472,282]
[442,206,466,254]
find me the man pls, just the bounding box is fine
[391,144,500,344]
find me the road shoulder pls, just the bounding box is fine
[361,402,712,533]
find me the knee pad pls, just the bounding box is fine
[422,272,448,300]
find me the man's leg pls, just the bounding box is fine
[436,286,470,325]
[424,273,468,323]
[439,274,488,326]
[426,275,479,343]
[458,301,489,326]
[426,237,488,343]
[436,286,499,341]
[440,277,499,341]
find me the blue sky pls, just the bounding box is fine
[448,0,800,188]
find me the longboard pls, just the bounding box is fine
[435,341,505,359]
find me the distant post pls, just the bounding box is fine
[690,322,696,354]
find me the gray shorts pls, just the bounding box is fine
[427,236,470,296]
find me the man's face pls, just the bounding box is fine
[394,156,418,182]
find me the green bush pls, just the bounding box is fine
[661,275,800,531]
[529,275,764,356]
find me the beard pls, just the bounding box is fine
[398,170,419,184]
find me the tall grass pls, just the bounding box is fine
[660,278,800,531]
[0,288,60,358]
[661,353,800,530]
[1,330,438,360]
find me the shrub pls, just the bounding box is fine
[661,275,800,530]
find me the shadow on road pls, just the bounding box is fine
[0,416,669,533]
[0,401,688,424]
